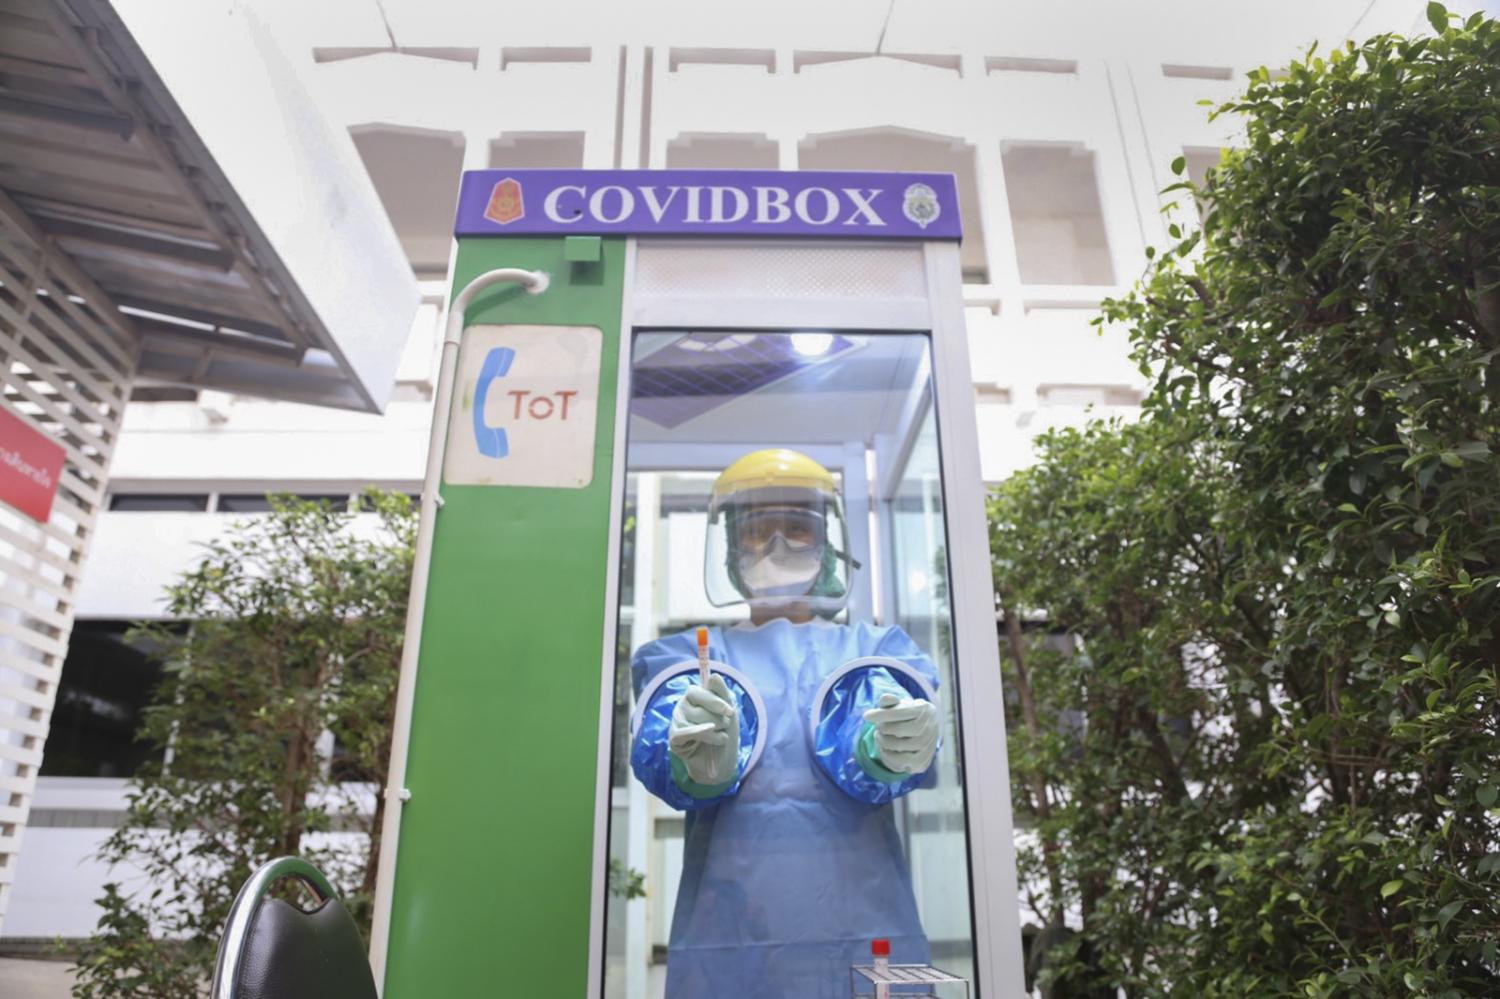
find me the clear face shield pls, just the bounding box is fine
[704,485,855,615]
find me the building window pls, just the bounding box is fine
[974,385,1013,406]
[665,133,779,170]
[349,125,467,277]
[1162,64,1233,80]
[499,47,591,69]
[313,47,479,68]
[108,493,209,512]
[1001,142,1115,286]
[986,56,1077,75]
[793,51,961,75]
[1182,146,1223,223]
[355,491,421,512]
[40,621,182,778]
[1037,384,1143,407]
[217,493,351,513]
[490,131,586,169]
[800,127,989,283]
[128,386,199,403]
[669,48,775,73]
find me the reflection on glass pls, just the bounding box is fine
[605,331,975,999]
[41,621,176,777]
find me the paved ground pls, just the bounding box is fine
[0,958,76,998]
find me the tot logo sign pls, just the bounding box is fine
[444,325,603,489]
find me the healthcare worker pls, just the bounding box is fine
[630,449,943,999]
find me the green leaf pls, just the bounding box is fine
[1381,879,1404,898]
[1171,155,1187,176]
[1426,1,1448,33]
[1479,785,1497,808]
[1453,440,1490,461]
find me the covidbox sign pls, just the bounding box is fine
[444,325,603,489]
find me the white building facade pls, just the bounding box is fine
[8,0,1457,967]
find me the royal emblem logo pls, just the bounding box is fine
[901,183,940,229]
[484,178,524,225]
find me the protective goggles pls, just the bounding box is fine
[728,507,827,557]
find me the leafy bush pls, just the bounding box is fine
[71,492,414,998]
[991,8,1500,996]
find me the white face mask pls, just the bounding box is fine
[737,536,822,598]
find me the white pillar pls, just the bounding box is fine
[624,473,660,999]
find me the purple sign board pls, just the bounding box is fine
[454,169,962,240]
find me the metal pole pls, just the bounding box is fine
[367,268,549,991]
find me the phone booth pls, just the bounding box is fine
[368,170,1026,998]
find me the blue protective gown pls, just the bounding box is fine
[630,618,940,999]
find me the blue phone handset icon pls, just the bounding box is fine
[473,346,516,459]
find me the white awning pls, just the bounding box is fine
[0,0,419,412]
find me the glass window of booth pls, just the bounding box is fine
[603,330,976,999]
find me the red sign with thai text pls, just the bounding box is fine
[0,405,65,522]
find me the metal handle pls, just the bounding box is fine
[442,267,549,345]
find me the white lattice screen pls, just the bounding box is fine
[0,192,136,928]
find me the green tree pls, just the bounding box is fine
[71,491,415,999]
[992,8,1500,996]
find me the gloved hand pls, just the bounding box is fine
[863,692,939,774]
[669,674,740,786]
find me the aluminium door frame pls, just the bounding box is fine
[585,236,1025,998]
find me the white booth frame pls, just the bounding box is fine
[587,237,1026,997]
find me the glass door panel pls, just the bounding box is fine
[604,330,976,999]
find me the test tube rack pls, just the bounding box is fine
[849,962,972,998]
